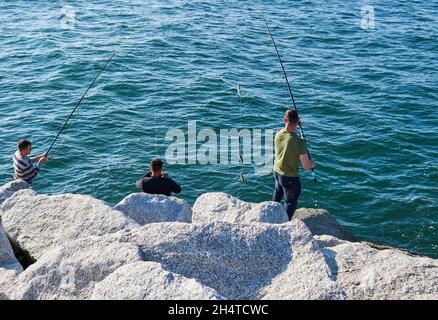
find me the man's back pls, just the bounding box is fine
[137,173,181,197]
[274,129,307,177]
[13,150,39,184]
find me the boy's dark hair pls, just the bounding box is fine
[284,109,299,124]
[17,139,32,151]
[150,158,163,171]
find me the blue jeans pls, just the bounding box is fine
[273,172,302,220]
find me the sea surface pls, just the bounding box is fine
[0,0,436,257]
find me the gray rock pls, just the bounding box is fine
[0,190,139,259]
[0,220,22,272]
[0,179,31,205]
[192,192,288,224]
[12,236,143,300]
[257,224,347,300]
[91,261,225,300]
[314,235,347,248]
[293,208,358,242]
[318,241,438,300]
[114,193,192,225]
[0,180,31,193]
[2,188,436,301]
[109,219,339,299]
[0,268,20,299]
[0,218,22,299]
[258,232,438,300]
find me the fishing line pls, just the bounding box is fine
[237,83,245,183]
[154,111,158,157]
[45,23,147,157]
[237,7,246,184]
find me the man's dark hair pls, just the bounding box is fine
[17,139,32,151]
[285,109,299,125]
[150,158,163,171]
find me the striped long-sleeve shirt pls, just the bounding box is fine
[13,151,40,184]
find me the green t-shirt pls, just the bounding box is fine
[274,129,307,177]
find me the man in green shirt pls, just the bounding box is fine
[273,109,316,220]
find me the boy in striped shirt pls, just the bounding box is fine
[13,140,48,184]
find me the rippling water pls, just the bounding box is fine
[0,0,436,257]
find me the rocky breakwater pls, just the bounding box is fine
[0,182,436,300]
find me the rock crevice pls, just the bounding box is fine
[6,233,36,270]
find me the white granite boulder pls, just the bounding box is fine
[317,241,438,300]
[12,236,143,300]
[0,220,23,299]
[114,193,192,225]
[1,188,437,301]
[258,248,347,299]
[109,219,343,299]
[0,219,23,299]
[0,179,31,205]
[192,192,288,224]
[255,223,347,300]
[257,233,438,300]
[91,261,225,300]
[0,190,139,259]
[0,221,21,272]
[0,268,20,300]
[109,218,438,300]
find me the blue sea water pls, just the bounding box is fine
[0,0,436,257]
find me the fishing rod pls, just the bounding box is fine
[45,24,146,157]
[258,9,317,182]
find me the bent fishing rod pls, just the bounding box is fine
[45,24,146,157]
[258,9,317,182]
